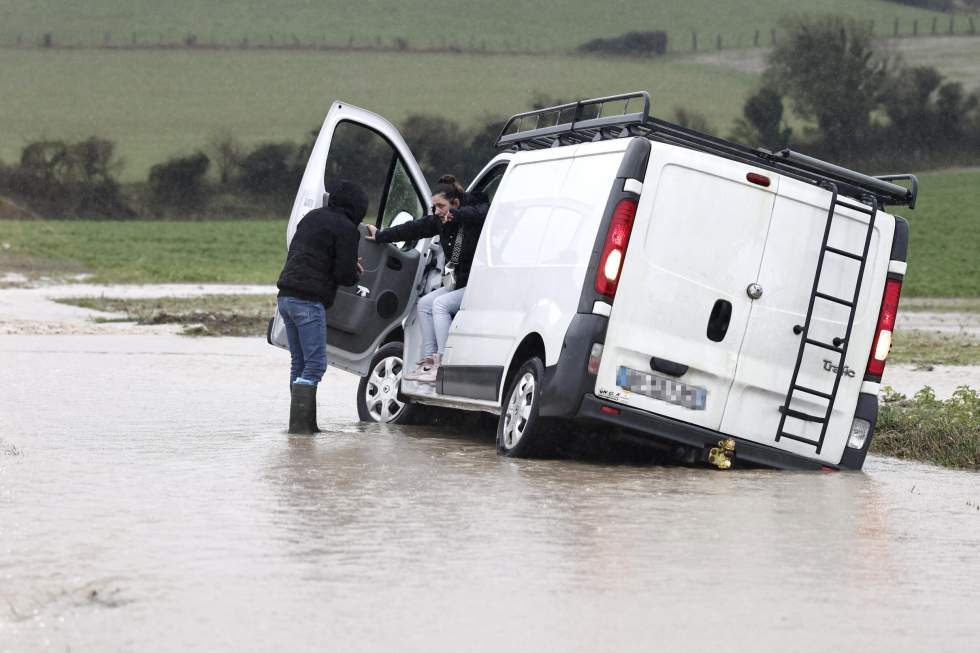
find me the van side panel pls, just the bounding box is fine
[446,142,627,381]
[595,144,778,431]
[719,176,895,464]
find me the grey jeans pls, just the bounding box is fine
[416,287,465,357]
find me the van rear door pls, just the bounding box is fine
[268,102,432,376]
[719,177,895,464]
[594,144,777,430]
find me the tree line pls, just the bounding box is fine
[729,15,980,171]
[1,16,978,220]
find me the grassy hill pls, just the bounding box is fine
[0,1,977,181]
[0,49,757,180]
[0,0,964,51]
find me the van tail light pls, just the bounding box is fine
[595,198,639,299]
[866,277,903,378]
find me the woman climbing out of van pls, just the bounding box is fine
[366,174,490,383]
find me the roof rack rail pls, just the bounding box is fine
[495,91,917,208]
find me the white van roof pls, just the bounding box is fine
[495,91,918,211]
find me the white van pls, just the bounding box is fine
[269,92,915,471]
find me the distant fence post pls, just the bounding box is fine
[691,31,697,52]
[869,20,874,36]
[894,17,899,37]
[970,17,976,35]
[931,17,938,35]
[716,34,722,50]
[753,29,759,47]
[771,28,777,45]
[913,20,918,37]
[948,17,954,35]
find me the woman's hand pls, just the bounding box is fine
[365,224,378,240]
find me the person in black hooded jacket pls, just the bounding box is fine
[366,175,489,383]
[277,178,367,433]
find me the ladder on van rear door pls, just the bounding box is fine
[776,184,879,454]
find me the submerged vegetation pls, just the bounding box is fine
[873,386,980,469]
[890,331,980,365]
[55,295,276,336]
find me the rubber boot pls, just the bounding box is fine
[288,383,320,434]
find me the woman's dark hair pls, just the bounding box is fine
[432,174,464,202]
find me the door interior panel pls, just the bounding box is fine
[327,227,420,351]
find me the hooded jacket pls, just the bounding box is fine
[373,191,490,289]
[277,179,367,308]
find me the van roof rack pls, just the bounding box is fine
[495,91,918,209]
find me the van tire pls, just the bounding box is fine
[497,357,551,458]
[357,342,416,424]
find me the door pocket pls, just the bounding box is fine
[706,299,733,342]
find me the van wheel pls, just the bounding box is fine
[497,357,551,457]
[357,342,415,424]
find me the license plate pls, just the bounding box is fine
[616,366,708,411]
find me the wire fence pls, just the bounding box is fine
[1,16,977,55]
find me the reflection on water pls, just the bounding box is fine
[1,335,978,652]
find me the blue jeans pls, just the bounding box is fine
[277,296,327,385]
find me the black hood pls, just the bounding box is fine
[326,179,368,224]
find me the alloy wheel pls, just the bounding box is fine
[502,372,535,449]
[365,355,406,422]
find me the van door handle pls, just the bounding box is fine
[386,256,402,271]
[651,357,688,377]
[707,299,733,342]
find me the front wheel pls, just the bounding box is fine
[357,342,416,424]
[496,357,552,458]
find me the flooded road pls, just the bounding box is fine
[2,335,978,652]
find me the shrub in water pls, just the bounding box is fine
[874,386,980,469]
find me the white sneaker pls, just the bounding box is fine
[403,357,432,381]
[417,354,442,383]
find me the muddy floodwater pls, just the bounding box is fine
[1,335,978,652]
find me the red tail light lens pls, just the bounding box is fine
[866,277,903,377]
[595,198,638,298]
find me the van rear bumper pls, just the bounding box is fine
[576,394,832,471]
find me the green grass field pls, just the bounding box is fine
[0,170,977,293]
[1,1,976,182]
[901,169,980,297]
[0,0,959,51]
[0,219,284,283]
[0,49,757,181]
